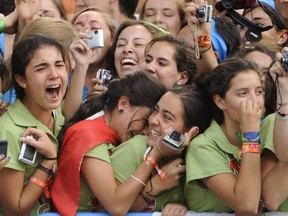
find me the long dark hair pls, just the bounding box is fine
[58,71,166,143]
[195,58,259,124]
[170,85,212,134]
[11,34,65,101]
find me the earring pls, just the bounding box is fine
[23,84,26,88]
[119,109,123,113]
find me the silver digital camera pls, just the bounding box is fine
[18,135,38,165]
[84,29,104,49]
[196,5,213,22]
[96,69,112,86]
[163,130,185,151]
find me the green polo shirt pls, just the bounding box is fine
[78,143,115,212]
[111,135,185,212]
[185,120,239,213]
[0,99,64,215]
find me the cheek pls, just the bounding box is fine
[135,49,145,60]
[227,100,242,111]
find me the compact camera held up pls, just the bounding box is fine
[84,29,104,50]
[163,130,185,151]
[196,5,213,22]
[96,69,112,86]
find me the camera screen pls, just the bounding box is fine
[23,145,36,160]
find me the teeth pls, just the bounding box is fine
[151,129,160,137]
[48,85,60,89]
[121,58,137,66]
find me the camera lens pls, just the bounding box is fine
[170,131,181,141]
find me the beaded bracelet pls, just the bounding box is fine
[0,20,6,34]
[37,164,56,177]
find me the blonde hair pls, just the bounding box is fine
[19,17,76,54]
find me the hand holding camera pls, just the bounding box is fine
[19,135,38,165]
[19,128,57,165]
[196,5,213,23]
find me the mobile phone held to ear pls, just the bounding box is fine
[0,140,8,159]
[84,29,104,49]
[18,135,38,165]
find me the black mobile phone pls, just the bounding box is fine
[0,140,8,159]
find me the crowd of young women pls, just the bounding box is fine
[0,0,288,215]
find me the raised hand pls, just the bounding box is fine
[239,100,262,133]
[20,127,57,159]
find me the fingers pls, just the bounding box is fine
[21,127,43,139]
[0,100,9,117]
[183,126,199,147]
[0,157,10,170]
[162,203,188,216]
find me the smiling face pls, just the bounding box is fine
[141,41,181,89]
[73,11,113,65]
[142,0,182,35]
[113,103,152,142]
[114,25,153,77]
[17,45,68,113]
[218,70,264,124]
[147,91,186,147]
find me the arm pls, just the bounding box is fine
[203,100,262,215]
[261,149,288,211]
[130,157,186,212]
[61,34,91,121]
[182,2,218,74]
[0,128,57,215]
[81,145,165,215]
[270,48,288,161]
[15,0,41,35]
